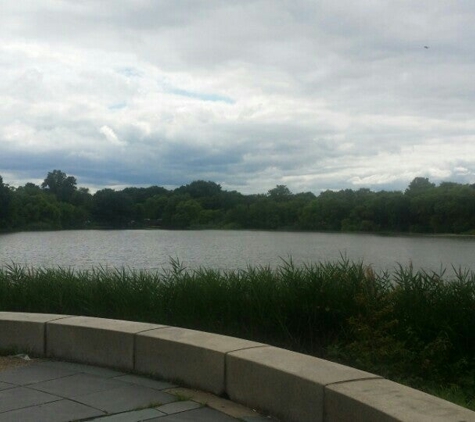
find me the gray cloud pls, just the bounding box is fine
[0,1,474,194]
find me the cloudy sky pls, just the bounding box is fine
[1,1,474,194]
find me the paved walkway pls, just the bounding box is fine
[0,359,274,422]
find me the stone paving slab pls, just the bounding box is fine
[0,386,60,413]
[156,400,202,415]
[37,360,127,378]
[0,398,105,422]
[147,407,238,421]
[30,373,128,398]
[74,383,177,414]
[0,360,274,422]
[113,374,176,390]
[0,364,76,385]
[89,401,272,422]
[0,383,14,392]
[89,408,165,421]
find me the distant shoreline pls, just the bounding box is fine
[2,226,475,239]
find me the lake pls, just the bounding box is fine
[0,230,474,274]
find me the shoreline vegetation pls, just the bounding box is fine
[1,169,475,235]
[1,259,474,410]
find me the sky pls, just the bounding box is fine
[1,1,474,194]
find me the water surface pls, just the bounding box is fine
[0,230,473,274]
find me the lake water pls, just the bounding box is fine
[0,230,474,274]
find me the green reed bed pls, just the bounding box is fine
[0,259,474,409]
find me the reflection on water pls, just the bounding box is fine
[0,229,474,274]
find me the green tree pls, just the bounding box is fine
[70,187,93,208]
[12,185,61,230]
[176,180,222,199]
[144,195,169,220]
[59,202,88,229]
[432,183,475,233]
[405,177,435,196]
[225,204,250,229]
[92,189,134,227]
[198,209,224,226]
[0,176,13,229]
[300,190,353,231]
[122,186,169,203]
[248,198,281,229]
[171,199,203,228]
[42,170,77,202]
[267,185,293,201]
[175,180,224,211]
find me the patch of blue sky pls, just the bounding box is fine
[166,87,235,104]
[108,102,127,110]
[116,67,143,78]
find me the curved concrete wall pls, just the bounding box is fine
[0,312,473,422]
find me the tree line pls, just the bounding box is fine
[1,170,474,234]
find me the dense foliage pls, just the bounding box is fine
[1,260,474,409]
[1,170,475,234]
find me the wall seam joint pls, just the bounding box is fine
[43,316,73,356]
[324,375,383,388]
[226,345,268,356]
[136,326,171,335]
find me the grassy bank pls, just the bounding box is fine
[0,259,474,409]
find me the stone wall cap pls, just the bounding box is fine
[139,326,265,353]
[326,378,475,422]
[228,345,380,386]
[47,316,163,333]
[0,312,69,323]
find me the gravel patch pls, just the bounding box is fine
[0,356,35,372]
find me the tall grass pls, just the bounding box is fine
[0,259,474,409]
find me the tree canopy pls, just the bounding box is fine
[0,171,474,234]
[42,170,77,202]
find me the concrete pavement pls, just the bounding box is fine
[0,359,274,422]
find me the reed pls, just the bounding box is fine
[0,259,473,409]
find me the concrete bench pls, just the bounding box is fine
[1,312,473,422]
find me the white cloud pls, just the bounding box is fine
[99,125,124,146]
[0,1,474,193]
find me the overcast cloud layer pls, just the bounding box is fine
[1,1,474,193]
